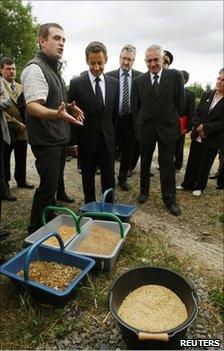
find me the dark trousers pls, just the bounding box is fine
[117,115,134,182]
[174,134,185,170]
[3,140,27,185]
[0,141,7,200]
[80,136,115,204]
[181,140,218,191]
[140,137,176,204]
[28,143,67,234]
[217,158,224,188]
[130,136,140,171]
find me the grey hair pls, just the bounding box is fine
[120,44,136,57]
[145,44,164,57]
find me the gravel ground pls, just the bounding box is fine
[1,143,223,350]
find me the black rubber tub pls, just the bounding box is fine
[109,266,197,350]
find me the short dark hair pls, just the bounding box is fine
[0,57,14,69]
[219,68,224,74]
[85,41,107,59]
[181,70,190,83]
[38,23,63,39]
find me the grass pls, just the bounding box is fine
[210,289,224,321]
[0,224,192,350]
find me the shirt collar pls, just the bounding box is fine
[88,71,104,84]
[3,78,15,89]
[150,68,163,81]
[120,68,132,78]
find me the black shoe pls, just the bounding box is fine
[216,185,224,190]
[209,172,219,180]
[150,172,154,177]
[118,182,129,191]
[17,181,34,189]
[2,193,17,201]
[137,194,148,204]
[57,193,75,203]
[66,156,72,162]
[0,229,9,240]
[166,203,181,216]
[127,170,134,178]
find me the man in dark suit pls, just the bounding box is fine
[107,45,142,190]
[174,70,195,172]
[133,44,184,216]
[68,41,119,204]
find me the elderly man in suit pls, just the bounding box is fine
[107,45,142,190]
[68,41,119,204]
[133,44,184,216]
[0,57,34,202]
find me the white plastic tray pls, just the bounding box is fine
[65,220,131,271]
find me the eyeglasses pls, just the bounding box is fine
[120,56,135,62]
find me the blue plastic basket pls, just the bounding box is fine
[0,232,95,305]
[79,188,137,222]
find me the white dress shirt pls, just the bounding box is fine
[88,71,106,103]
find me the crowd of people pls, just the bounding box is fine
[0,22,223,249]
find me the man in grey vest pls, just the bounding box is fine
[21,22,84,234]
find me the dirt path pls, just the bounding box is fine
[2,143,223,279]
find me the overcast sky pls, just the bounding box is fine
[25,1,223,88]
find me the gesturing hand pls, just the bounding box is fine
[57,102,84,126]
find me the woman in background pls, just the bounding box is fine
[177,68,224,196]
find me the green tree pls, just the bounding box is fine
[0,0,38,79]
[188,82,204,99]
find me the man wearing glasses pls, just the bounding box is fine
[107,45,142,191]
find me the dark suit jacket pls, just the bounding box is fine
[191,91,224,149]
[106,68,143,94]
[68,72,118,155]
[132,68,184,144]
[182,87,195,131]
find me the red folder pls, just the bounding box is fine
[179,116,188,134]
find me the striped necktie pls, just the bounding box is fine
[11,82,17,100]
[121,71,129,115]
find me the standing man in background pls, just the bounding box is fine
[21,22,84,234]
[0,57,33,201]
[107,44,142,191]
[0,76,11,244]
[133,44,184,216]
[68,41,118,204]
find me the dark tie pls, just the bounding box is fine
[95,77,104,111]
[11,82,17,100]
[121,71,129,115]
[153,74,159,94]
